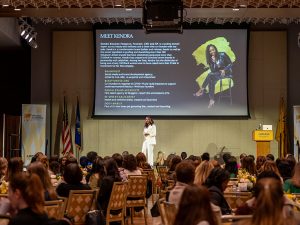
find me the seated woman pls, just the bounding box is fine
[173,185,218,225]
[224,156,238,178]
[97,158,122,215]
[194,160,214,186]
[88,157,105,189]
[122,154,141,180]
[8,157,24,179]
[284,162,300,193]
[236,177,299,225]
[56,163,90,197]
[27,162,57,201]
[7,173,70,225]
[204,167,231,215]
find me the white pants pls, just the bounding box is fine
[142,140,154,166]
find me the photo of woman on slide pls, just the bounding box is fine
[194,44,233,108]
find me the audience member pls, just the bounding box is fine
[266,153,275,161]
[224,156,238,178]
[123,154,142,179]
[168,156,182,180]
[8,157,24,180]
[154,151,166,166]
[136,152,151,170]
[88,157,105,189]
[112,153,126,181]
[284,162,300,193]
[256,156,266,174]
[241,156,257,176]
[194,160,214,186]
[173,185,218,225]
[180,152,187,160]
[201,152,210,161]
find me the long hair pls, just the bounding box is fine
[261,160,281,178]
[241,156,257,175]
[205,44,219,66]
[204,167,230,191]
[27,162,57,200]
[173,185,217,225]
[291,162,300,187]
[251,178,295,225]
[9,173,44,214]
[123,154,138,172]
[194,160,214,186]
[105,158,121,181]
[144,116,154,128]
[8,157,24,179]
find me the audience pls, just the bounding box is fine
[284,162,300,193]
[201,152,210,161]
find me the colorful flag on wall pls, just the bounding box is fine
[75,97,81,152]
[62,96,72,155]
[275,97,289,158]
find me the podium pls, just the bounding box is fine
[252,130,273,156]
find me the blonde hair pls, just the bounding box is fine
[194,160,214,186]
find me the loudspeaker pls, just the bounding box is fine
[143,0,183,33]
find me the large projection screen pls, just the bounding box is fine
[93,29,248,117]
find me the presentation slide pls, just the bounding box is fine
[93,29,248,116]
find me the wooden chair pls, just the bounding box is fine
[221,214,252,225]
[224,191,252,209]
[141,169,156,203]
[126,175,148,225]
[0,215,10,225]
[106,182,128,225]
[157,198,176,225]
[157,166,168,183]
[44,200,64,219]
[90,188,100,210]
[65,189,96,225]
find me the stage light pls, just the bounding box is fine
[18,18,38,49]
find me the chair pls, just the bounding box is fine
[221,214,252,225]
[157,198,176,225]
[157,166,168,183]
[44,200,64,219]
[217,75,233,104]
[141,169,156,203]
[224,191,252,209]
[106,182,128,225]
[65,189,96,225]
[90,188,100,210]
[0,215,10,225]
[126,175,148,225]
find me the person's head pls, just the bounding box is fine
[123,154,138,172]
[173,185,217,225]
[222,153,231,165]
[49,161,60,175]
[49,155,59,163]
[104,158,121,181]
[204,167,230,191]
[256,156,266,172]
[86,151,98,164]
[122,151,129,157]
[277,159,292,181]
[79,156,89,168]
[8,157,24,178]
[224,156,238,177]
[112,153,123,168]
[144,116,154,127]
[156,151,165,165]
[175,161,195,184]
[286,154,296,173]
[180,152,187,160]
[169,155,182,172]
[251,178,290,225]
[91,157,106,177]
[266,153,275,161]
[241,156,257,175]
[136,152,147,167]
[256,170,281,183]
[194,160,214,186]
[37,155,49,170]
[30,152,44,163]
[201,152,210,161]
[65,156,78,165]
[0,157,8,177]
[261,160,281,178]
[9,173,44,214]
[239,153,247,164]
[206,44,219,65]
[59,156,67,166]
[27,162,57,200]
[63,163,83,185]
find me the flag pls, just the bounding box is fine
[62,96,72,155]
[75,97,81,151]
[275,97,289,158]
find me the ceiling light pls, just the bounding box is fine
[2,0,10,7]
[232,8,240,11]
[14,8,21,11]
[114,0,122,7]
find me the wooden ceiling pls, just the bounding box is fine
[1,0,300,24]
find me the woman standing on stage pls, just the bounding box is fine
[142,116,156,166]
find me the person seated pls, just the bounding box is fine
[284,162,300,193]
[204,167,231,215]
[27,162,57,201]
[6,173,70,225]
[8,157,24,180]
[112,153,126,182]
[136,152,151,171]
[194,160,214,186]
[236,177,300,225]
[173,185,219,225]
[56,163,90,197]
[88,157,105,189]
[122,154,141,180]
[224,156,238,178]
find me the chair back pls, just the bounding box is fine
[44,200,64,219]
[157,166,168,182]
[221,215,252,225]
[65,189,96,225]
[106,182,128,224]
[0,215,10,225]
[224,191,252,209]
[127,175,148,199]
[142,169,156,203]
[158,199,176,225]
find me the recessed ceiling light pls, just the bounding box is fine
[232,8,240,11]
[14,8,21,11]
[239,4,247,7]
[125,8,132,11]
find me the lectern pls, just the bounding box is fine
[252,130,274,156]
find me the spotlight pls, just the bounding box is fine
[18,18,38,49]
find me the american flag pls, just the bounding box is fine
[62,96,72,155]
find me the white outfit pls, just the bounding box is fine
[142,124,156,166]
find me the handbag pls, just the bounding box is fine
[85,210,105,225]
